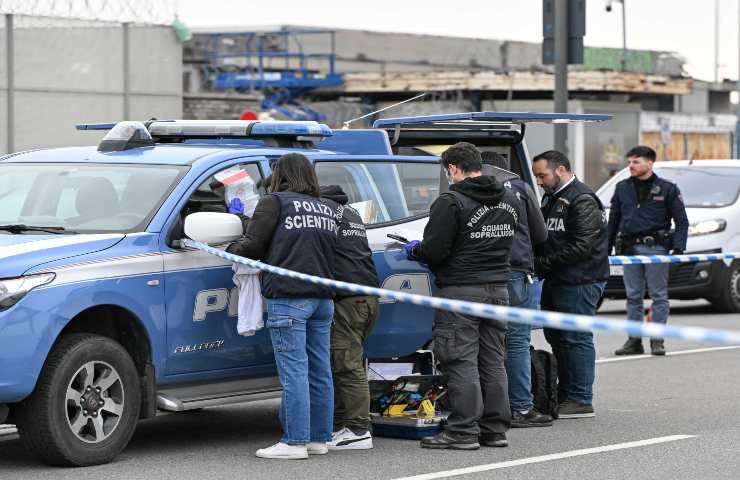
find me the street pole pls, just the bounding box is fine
[554,0,568,153]
[123,22,130,120]
[736,2,740,158]
[715,0,720,84]
[6,14,13,155]
[621,0,627,71]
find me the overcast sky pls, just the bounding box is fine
[178,0,739,82]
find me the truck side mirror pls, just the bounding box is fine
[184,212,243,244]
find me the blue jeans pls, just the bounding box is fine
[623,244,669,330]
[541,282,605,406]
[267,298,334,445]
[505,271,542,411]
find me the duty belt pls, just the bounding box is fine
[630,234,659,246]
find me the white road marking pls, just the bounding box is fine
[596,345,740,364]
[389,435,696,480]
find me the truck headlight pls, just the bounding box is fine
[0,273,55,311]
[688,219,726,237]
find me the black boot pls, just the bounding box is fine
[650,339,666,356]
[614,337,644,355]
[420,431,480,450]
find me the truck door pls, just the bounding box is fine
[315,156,441,358]
[161,160,277,377]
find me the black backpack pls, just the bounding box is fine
[530,347,559,419]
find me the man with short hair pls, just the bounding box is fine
[480,151,551,427]
[608,146,688,356]
[532,150,609,419]
[406,142,519,450]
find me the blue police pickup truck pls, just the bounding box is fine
[0,112,608,466]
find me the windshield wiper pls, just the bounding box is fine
[0,224,75,234]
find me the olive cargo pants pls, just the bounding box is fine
[331,295,379,432]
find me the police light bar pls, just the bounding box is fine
[148,120,252,137]
[98,121,154,152]
[147,120,332,138]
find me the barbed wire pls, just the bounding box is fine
[0,0,177,25]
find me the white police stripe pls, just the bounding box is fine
[182,239,740,345]
[30,246,232,289]
[0,234,123,259]
[34,252,164,288]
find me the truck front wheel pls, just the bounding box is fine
[16,334,141,466]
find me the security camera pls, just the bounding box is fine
[605,0,613,12]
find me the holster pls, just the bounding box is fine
[657,230,673,250]
[614,234,630,255]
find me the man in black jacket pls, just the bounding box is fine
[320,185,379,451]
[406,142,519,450]
[532,150,609,420]
[481,151,551,427]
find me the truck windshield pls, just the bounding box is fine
[0,163,185,233]
[598,166,740,209]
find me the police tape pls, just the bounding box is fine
[181,239,740,346]
[609,253,740,265]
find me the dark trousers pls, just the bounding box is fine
[330,295,379,432]
[541,282,605,406]
[433,283,510,437]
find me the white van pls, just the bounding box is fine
[597,160,740,312]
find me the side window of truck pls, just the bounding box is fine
[182,163,264,218]
[315,161,440,226]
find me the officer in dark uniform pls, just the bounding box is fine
[532,150,609,420]
[480,151,552,427]
[609,146,689,356]
[320,185,380,450]
[405,142,519,450]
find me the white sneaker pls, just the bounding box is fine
[327,428,373,450]
[255,442,308,460]
[307,442,328,455]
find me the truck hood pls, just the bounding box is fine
[0,234,125,278]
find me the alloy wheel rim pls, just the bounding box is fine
[65,361,125,444]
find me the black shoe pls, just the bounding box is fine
[511,409,553,428]
[479,432,508,447]
[650,339,666,356]
[614,337,644,356]
[557,400,595,419]
[420,431,480,450]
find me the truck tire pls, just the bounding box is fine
[712,263,740,313]
[15,334,141,466]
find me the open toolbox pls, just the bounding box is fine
[368,351,448,439]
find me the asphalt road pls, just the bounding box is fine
[1,299,739,480]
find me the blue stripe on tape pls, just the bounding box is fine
[182,239,740,346]
[609,253,739,265]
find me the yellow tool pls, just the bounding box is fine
[384,404,409,416]
[417,399,436,418]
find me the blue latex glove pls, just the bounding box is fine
[404,240,420,259]
[228,197,244,215]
